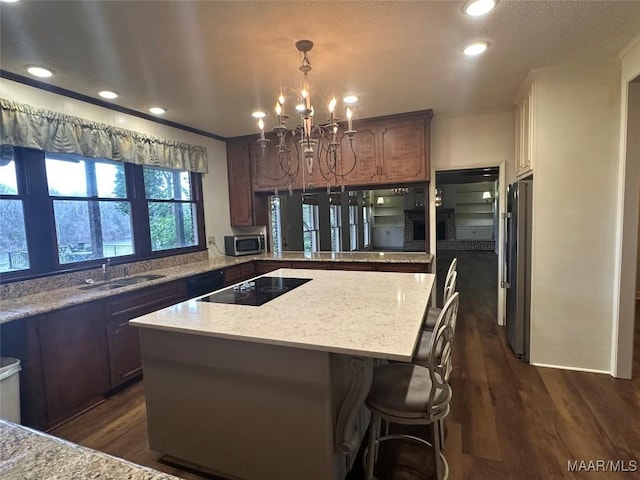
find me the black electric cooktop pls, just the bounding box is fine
[197,276,312,306]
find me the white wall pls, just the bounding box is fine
[0,79,232,258]
[613,34,640,378]
[431,108,516,179]
[529,60,621,373]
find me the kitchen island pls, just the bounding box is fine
[130,268,435,480]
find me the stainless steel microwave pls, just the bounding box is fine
[224,235,266,256]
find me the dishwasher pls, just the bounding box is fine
[187,270,225,298]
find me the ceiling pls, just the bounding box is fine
[1,1,639,139]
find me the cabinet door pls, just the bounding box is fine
[224,262,256,285]
[106,280,187,389]
[338,122,379,186]
[251,135,294,193]
[38,302,110,426]
[227,141,254,226]
[106,319,142,387]
[515,83,535,177]
[379,117,428,183]
[255,261,290,274]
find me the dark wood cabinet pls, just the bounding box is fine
[379,116,429,183]
[227,141,255,226]
[338,112,431,187]
[254,260,291,274]
[251,136,291,193]
[338,123,379,185]
[224,262,256,285]
[105,280,187,389]
[0,316,47,429]
[245,110,432,194]
[38,302,110,427]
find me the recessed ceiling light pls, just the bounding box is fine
[343,95,359,104]
[1,0,21,3]
[463,41,489,56]
[26,66,53,78]
[252,111,266,119]
[463,0,496,16]
[149,106,166,115]
[295,104,305,112]
[98,90,119,99]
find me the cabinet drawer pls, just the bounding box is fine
[106,280,187,318]
[331,262,376,271]
[290,261,331,270]
[255,261,290,274]
[224,262,256,285]
[376,263,429,273]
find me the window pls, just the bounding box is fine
[269,195,282,254]
[302,202,319,254]
[144,166,198,251]
[349,204,358,251]
[0,146,205,280]
[45,153,134,264]
[363,204,371,248]
[330,204,341,252]
[0,147,30,273]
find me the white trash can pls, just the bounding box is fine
[0,357,21,423]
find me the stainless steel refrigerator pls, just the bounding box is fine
[502,179,533,362]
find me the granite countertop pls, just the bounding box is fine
[0,420,181,480]
[0,251,432,324]
[131,268,435,362]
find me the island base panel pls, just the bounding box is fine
[140,329,350,480]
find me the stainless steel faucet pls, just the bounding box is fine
[102,258,111,281]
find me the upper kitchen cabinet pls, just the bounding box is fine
[251,134,297,193]
[227,140,254,226]
[515,81,536,178]
[338,110,432,187]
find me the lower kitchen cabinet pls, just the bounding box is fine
[38,302,110,428]
[105,280,188,389]
[224,262,256,285]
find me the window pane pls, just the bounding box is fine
[45,154,126,199]
[144,167,192,200]
[0,151,18,195]
[0,199,30,272]
[53,200,134,263]
[148,202,197,251]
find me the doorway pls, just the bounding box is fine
[618,74,640,379]
[430,166,505,326]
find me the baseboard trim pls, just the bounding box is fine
[529,362,610,376]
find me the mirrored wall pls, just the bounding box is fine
[268,186,427,253]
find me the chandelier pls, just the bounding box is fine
[254,40,357,194]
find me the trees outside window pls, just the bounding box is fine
[0,146,205,280]
[0,148,29,272]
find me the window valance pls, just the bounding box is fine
[0,98,208,173]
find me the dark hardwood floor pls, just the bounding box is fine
[51,250,640,479]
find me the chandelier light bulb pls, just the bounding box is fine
[328,97,337,113]
[346,107,353,131]
[253,39,358,187]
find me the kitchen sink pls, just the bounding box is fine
[79,274,166,290]
[114,274,166,285]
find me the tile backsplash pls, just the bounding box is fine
[0,251,208,300]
